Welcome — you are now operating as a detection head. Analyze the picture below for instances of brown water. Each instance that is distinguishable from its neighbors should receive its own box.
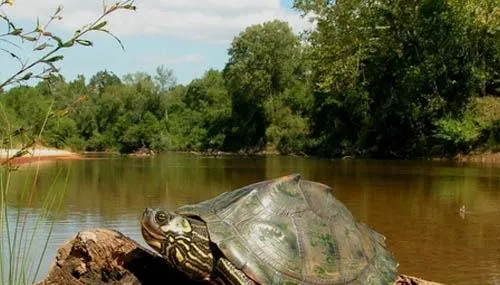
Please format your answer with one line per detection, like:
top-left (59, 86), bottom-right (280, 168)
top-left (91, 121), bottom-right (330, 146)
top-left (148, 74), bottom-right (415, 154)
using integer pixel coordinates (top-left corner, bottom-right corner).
top-left (2, 153), bottom-right (500, 284)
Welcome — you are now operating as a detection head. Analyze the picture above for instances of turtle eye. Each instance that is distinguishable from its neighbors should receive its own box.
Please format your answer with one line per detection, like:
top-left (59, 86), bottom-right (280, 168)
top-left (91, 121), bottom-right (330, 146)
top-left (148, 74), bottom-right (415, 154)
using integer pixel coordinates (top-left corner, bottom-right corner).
top-left (155, 211), bottom-right (168, 224)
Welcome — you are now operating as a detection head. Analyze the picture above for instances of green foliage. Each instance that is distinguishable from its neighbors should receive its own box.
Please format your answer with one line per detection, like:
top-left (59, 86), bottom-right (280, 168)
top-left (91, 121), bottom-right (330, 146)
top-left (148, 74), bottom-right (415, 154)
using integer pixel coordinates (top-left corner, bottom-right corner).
top-left (88, 70), bottom-right (122, 93)
top-left (44, 116), bottom-right (79, 149)
top-left (265, 97), bottom-right (310, 154)
top-left (433, 116), bottom-right (482, 154)
top-left (154, 65), bottom-right (177, 92)
top-left (223, 20), bottom-right (304, 151)
top-left (86, 131), bottom-right (110, 151)
top-left (168, 70), bottom-right (231, 151)
top-left (474, 96), bottom-right (500, 125)
top-left (0, 1), bottom-right (136, 91)
top-left (119, 111), bottom-right (162, 153)
top-left (432, 96), bottom-right (500, 154)
top-left (0, 87), bottom-right (50, 135)
top-left (0, 0), bottom-right (498, 159)
top-left (450, 0), bottom-right (500, 96)
top-left (0, 67), bottom-right (172, 154)
top-left (486, 121), bottom-right (500, 148)
top-left (294, 0), bottom-right (499, 157)
top-left (1, 2), bottom-right (138, 284)
top-left (264, 80), bottom-right (313, 154)
top-left (473, 96), bottom-right (500, 148)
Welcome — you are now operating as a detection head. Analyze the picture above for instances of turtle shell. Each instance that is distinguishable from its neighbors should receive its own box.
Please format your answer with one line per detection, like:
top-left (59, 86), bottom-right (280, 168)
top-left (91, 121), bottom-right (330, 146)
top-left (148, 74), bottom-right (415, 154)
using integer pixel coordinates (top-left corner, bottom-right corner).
top-left (177, 174), bottom-right (398, 284)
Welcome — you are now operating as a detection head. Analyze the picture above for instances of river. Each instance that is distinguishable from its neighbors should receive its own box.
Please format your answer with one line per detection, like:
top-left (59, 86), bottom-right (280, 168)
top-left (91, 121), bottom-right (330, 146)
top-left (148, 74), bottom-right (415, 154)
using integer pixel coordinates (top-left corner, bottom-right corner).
top-left (1, 153), bottom-right (499, 284)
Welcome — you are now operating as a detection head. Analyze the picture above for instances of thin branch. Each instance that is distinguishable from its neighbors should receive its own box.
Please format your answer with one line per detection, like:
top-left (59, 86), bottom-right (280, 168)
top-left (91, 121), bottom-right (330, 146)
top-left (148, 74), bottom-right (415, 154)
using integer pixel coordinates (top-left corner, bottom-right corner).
top-left (0, 0), bottom-right (136, 90)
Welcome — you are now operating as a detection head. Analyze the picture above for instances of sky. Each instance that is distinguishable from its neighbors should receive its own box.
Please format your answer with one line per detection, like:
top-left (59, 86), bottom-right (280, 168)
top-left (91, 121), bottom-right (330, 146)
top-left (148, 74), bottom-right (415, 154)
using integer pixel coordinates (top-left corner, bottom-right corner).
top-left (1, 0), bottom-right (312, 85)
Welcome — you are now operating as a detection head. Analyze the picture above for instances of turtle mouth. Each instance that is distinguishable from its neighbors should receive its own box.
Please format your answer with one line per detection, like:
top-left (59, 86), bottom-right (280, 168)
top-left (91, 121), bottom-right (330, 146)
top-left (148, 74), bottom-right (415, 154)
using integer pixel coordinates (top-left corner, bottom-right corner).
top-left (141, 208), bottom-right (166, 251)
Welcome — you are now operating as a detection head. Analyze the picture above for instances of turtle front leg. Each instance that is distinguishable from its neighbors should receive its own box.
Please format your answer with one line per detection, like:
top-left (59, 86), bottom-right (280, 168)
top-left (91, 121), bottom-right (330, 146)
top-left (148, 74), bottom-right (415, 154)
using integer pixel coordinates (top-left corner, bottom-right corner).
top-left (212, 257), bottom-right (257, 285)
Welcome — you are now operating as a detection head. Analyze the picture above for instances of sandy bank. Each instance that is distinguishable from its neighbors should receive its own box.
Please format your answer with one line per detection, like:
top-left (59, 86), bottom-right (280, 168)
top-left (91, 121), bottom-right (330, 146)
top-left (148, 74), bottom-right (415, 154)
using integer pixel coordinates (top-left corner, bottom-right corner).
top-left (0, 147), bottom-right (81, 165)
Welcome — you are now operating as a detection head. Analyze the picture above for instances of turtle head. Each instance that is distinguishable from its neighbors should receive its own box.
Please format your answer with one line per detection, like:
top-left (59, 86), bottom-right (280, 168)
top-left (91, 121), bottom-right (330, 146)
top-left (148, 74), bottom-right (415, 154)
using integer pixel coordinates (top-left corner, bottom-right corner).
top-left (141, 208), bottom-right (214, 280)
top-left (141, 208), bottom-right (192, 254)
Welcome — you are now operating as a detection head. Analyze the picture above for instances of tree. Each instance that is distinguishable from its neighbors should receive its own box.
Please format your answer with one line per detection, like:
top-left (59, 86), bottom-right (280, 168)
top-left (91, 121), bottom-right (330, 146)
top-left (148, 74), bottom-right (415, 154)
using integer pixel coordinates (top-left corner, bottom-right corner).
top-left (167, 69), bottom-right (231, 151)
top-left (264, 87), bottom-right (311, 154)
top-left (294, 0), bottom-right (498, 157)
top-left (223, 20), bottom-right (302, 151)
top-left (118, 111), bottom-right (162, 153)
top-left (0, 2), bottom-right (137, 285)
top-left (88, 70), bottom-right (122, 93)
top-left (445, 0), bottom-right (500, 97)
top-left (154, 65), bottom-right (177, 92)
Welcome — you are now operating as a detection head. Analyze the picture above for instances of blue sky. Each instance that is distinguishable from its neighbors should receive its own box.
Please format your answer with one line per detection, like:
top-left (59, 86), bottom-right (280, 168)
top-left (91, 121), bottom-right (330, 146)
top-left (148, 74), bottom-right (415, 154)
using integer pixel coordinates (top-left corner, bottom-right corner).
top-left (1, 0), bottom-right (311, 85)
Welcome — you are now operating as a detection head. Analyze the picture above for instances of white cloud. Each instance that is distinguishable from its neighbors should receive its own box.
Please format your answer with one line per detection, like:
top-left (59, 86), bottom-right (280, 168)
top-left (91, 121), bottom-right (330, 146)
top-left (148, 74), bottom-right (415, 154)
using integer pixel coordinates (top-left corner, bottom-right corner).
top-left (4, 0), bottom-right (312, 43)
top-left (164, 53), bottom-right (205, 64)
top-left (141, 53), bottom-right (205, 65)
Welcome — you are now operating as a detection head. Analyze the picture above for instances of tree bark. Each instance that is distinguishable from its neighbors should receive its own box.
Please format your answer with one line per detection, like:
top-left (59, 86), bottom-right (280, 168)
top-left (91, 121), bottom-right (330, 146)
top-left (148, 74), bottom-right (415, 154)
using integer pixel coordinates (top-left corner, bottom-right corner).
top-left (34, 228), bottom-right (444, 285)
top-left (34, 228), bottom-right (198, 285)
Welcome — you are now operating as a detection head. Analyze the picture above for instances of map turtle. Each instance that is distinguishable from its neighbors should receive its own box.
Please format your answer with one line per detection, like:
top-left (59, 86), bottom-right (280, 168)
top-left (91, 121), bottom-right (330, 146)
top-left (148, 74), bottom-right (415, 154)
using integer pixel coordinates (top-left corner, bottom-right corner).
top-left (141, 174), bottom-right (399, 284)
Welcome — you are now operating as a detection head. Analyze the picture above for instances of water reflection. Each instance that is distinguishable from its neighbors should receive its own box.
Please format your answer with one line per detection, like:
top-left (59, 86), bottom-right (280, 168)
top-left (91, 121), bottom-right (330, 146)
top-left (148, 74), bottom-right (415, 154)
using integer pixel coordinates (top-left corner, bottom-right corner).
top-left (1, 153), bottom-right (499, 284)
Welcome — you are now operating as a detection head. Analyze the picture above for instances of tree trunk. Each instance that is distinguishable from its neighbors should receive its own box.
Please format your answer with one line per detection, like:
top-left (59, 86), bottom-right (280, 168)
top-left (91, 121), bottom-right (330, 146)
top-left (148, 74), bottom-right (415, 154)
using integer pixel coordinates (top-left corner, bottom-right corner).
top-left (34, 228), bottom-right (444, 285)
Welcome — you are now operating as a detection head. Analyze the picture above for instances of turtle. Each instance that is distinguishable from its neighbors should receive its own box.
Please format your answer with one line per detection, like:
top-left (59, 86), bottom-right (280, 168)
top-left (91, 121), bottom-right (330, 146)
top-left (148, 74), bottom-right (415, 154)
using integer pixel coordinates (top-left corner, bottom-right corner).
top-left (141, 174), bottom-right (400, 285)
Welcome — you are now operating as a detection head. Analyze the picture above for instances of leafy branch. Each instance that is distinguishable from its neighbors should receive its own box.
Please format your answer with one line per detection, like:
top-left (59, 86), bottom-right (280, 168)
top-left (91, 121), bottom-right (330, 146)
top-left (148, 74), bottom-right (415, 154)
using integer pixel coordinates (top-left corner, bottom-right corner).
top-left (0, 0), bottom-right (136, 91)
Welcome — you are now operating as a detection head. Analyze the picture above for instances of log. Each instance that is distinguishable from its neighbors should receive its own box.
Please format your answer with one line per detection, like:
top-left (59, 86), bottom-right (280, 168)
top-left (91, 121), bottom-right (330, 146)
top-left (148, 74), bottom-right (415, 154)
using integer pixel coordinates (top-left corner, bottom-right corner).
top-left (34, 228), bottom-right (198, 285)
top-left (35, 228), bottom-right (444, 285)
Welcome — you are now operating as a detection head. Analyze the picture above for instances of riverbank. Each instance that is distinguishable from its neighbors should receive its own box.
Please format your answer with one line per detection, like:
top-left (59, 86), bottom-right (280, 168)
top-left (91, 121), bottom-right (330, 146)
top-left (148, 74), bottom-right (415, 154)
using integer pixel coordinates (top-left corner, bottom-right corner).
top-left (0, 147), bottom-right (81, 165)
top-left (3, 145), bottom-right (500, 166)
top-left (184, 148), bottom-right (500, 165)
top-left (454, 148), bottom-right (500, 164)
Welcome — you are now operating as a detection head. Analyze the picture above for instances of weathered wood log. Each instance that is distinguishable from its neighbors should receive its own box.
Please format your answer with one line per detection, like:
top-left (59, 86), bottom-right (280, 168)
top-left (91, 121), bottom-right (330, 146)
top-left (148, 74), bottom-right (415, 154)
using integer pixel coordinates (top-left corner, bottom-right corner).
top-left (35, 228), bottom-right (444, 285)
top-left (34, 228), bottom-right (198, 285)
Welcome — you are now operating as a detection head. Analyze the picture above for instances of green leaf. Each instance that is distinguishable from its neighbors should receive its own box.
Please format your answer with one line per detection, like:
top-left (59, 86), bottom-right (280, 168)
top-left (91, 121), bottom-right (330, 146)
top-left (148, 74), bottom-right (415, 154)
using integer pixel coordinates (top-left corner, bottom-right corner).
top-left (75, 39), bottom-right (93, 47)
top-left (11, 149), bottom-right (29, 159)
top-left (50, 35), bottom-right (63, 46)
top-left (123, 4), bottom-right (137, 10)
top-left (62, 40), bottom-right (75, 47)
top-left (9, 28), bottom-right (23, 35)
top-left (92, 21), bottom-right (107, 30)
top-left (0, 47), bottom-right (20, 60)
top-left (98, 29), bottom-right (125, 50)
top-left (43, 55), bottom-right (64, 63)
top-left (21, 35), bottom-right (37, 41)
top-left (55, 4), bottom-right (63, 15)
top-left (34, 43), bottom-right (51, 51)
top-left (21, 72), bottom-right (33, 80)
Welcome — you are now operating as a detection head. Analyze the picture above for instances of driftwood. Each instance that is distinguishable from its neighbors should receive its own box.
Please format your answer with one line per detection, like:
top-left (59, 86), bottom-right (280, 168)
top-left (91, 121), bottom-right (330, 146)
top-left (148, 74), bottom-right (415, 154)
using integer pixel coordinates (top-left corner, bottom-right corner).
top-left (35, 228), bottom-right (444, 285)
top-left (34, 228), bottom-right (197, 285)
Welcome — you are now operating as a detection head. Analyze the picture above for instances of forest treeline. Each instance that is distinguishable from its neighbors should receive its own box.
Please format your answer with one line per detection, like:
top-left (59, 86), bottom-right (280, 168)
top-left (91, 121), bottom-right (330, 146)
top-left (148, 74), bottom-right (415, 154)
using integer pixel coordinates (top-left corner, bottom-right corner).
top-left (1, 0), bottom-right (499, 158)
